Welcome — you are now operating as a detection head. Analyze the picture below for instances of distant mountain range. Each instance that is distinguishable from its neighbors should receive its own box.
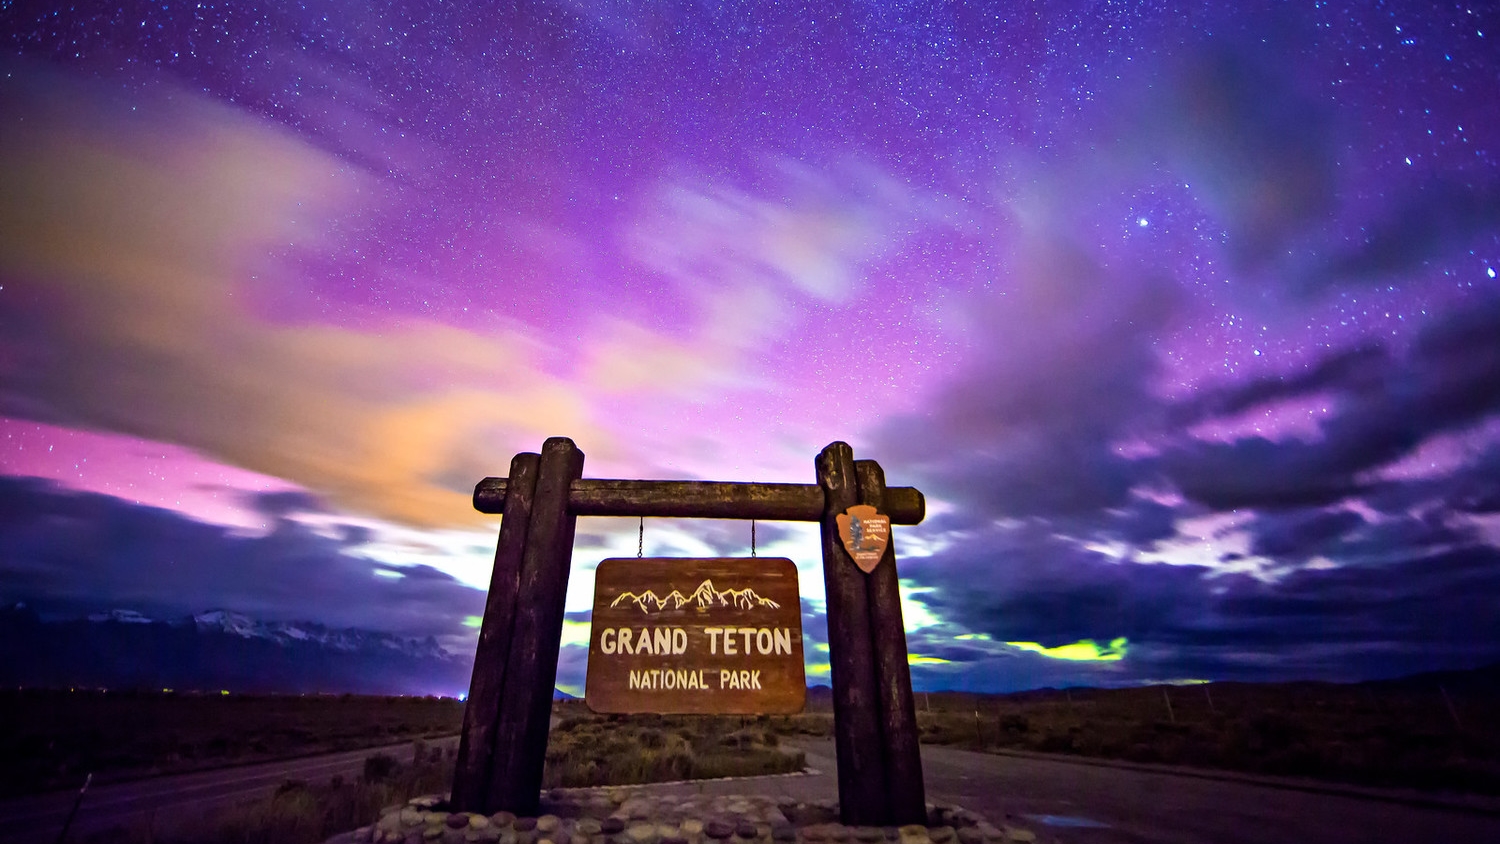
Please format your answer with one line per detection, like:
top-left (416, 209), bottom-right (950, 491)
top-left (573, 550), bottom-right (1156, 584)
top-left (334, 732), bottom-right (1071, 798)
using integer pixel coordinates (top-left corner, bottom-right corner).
top-left (0, 603), bottom-right (471, 696)
top-left (609, 579), bottom-right (781, 613)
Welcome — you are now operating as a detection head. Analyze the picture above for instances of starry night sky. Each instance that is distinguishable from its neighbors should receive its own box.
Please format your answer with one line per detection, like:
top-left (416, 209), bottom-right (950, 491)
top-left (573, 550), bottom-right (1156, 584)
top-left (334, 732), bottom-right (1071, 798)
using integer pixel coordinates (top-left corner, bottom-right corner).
top-left (2, 1), bottom-right (1498, 695)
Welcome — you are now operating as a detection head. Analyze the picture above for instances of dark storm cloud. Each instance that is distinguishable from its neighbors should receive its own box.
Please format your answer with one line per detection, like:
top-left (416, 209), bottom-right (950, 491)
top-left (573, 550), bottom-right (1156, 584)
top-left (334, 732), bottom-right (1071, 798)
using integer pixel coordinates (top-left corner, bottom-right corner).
top-left (1070, 496), bottom-right (1185, 548)
top-left (1163, 296), bottom-right (1500, 509)
top-left (873, 240), bottom-right (1176, 520)
top-left (1321, 512), bottom-right (1475, 566)
top-left (1245, 508), bottom-right (1366, 560)
top-left (903, 519), bottom-right (1500, 684)
top-left (0, 476), bottom-right (484, 639)
top-left (904, 522), bottom-right (1209, 648)
top-left (1161, 436), bottom-right (1372, 511)
top-left (1168, 344), bottom-right (1389, 428)
top-left (250, 489), bottom-right (326, 517)
top-left (1444, 447), bottom-right (1500, 514)
top-left (903, 630), bottom-right (999, 665)
top-left (1211, 545), bottom-right (1500, 666)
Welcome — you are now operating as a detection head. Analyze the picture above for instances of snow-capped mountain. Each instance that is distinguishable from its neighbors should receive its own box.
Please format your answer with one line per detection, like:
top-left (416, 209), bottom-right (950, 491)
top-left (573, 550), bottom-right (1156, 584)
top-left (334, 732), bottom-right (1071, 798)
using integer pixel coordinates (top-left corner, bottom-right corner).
top-left (190, 610), bottom-right (451, 659)
top-left (0, 604), bottom-right (469, 695)
top-left (86, 608), bottom-right (153, 624)
top-left (610, 579), bottom-right (780, 614)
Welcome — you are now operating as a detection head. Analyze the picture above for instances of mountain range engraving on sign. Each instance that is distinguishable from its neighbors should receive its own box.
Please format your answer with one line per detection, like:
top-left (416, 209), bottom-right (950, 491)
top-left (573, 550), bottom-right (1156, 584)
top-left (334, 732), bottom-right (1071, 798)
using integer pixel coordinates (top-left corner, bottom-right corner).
top-left (585, 556), bottom-right (806, 714)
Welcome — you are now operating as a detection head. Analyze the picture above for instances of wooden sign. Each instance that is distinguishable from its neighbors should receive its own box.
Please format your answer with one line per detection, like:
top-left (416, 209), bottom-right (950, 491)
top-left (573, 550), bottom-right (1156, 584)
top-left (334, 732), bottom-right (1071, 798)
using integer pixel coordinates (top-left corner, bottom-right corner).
top-left (585, 557), bottom-right (806, 714)
top-left (837, 504), bottom-right (890, 573)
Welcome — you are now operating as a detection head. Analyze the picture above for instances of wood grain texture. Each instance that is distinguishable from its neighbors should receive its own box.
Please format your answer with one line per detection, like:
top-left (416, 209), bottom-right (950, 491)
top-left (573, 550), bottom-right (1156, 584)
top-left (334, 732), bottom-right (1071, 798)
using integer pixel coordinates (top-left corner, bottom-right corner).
top-left (451, 452), bottom-right (539, 812)
top-left (585, 557), bottom-right (805, 714)
top-left (485, 437), bottom-right (585, 815)
top-left (473, 477), bottom-right (925, 524)
top-left (856, 459), bottom-right (928, 826)
top-left (817, 442), bottom-right (886, 826)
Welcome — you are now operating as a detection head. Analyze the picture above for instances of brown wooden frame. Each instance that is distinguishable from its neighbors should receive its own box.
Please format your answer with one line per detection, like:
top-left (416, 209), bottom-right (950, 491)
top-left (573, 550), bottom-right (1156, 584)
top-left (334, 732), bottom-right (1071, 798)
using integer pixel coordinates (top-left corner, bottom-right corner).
top-left (452, 437), bottom-right (926, 824)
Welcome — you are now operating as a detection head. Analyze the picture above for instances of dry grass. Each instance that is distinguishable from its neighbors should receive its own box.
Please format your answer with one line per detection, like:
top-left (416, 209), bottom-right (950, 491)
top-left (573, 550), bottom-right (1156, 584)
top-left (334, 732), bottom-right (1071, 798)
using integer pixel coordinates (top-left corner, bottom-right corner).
top-left (0, 690), bottom-right (464, 798)
top-left (543, 710), bottom-right (806, 787)
top-left (762, 683), bottom-right (1500, 795)
top-left (77, 717), bottom-right (806, 844)
top-left (81, 740), bottom-right (454, 844)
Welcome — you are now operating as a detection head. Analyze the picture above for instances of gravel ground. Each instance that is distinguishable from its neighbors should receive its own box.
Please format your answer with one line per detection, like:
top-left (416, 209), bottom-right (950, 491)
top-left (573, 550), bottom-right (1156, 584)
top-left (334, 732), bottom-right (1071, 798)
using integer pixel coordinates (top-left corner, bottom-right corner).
top-left (328, 790), bottom-right (1041, 844)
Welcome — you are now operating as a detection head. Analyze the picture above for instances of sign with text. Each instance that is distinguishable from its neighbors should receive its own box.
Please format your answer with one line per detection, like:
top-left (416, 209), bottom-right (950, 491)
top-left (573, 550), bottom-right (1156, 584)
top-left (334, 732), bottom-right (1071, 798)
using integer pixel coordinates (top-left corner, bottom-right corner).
top-left (585, 557), bottom-right (806, 714)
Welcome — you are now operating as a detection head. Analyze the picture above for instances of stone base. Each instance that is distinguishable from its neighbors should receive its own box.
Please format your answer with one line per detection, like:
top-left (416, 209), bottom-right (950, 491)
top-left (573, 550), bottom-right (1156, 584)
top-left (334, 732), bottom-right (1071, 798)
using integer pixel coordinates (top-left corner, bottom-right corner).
top-left (326, 791), bottom-right (1038, 844)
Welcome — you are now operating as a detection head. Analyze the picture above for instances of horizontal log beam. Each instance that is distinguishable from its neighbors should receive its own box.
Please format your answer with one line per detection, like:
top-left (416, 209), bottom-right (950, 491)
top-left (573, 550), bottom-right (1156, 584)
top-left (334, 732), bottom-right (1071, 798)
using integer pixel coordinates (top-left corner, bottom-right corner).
top-left (473, 477), bottom-right (924, 524)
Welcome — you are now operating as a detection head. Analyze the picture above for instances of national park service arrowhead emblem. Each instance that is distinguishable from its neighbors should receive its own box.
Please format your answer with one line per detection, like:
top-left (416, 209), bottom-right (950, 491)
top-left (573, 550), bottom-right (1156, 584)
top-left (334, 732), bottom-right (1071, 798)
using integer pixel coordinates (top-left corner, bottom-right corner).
top-left (837, 504), bottom-right (891, 574)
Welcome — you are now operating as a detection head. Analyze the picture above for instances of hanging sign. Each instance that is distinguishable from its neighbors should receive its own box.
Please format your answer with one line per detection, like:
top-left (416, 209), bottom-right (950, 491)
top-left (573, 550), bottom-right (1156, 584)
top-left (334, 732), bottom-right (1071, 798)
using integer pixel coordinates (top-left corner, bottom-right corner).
top-left (837, 504), bottom-right (890, 573)
top-left (585, 557), bottom-right (806, 714)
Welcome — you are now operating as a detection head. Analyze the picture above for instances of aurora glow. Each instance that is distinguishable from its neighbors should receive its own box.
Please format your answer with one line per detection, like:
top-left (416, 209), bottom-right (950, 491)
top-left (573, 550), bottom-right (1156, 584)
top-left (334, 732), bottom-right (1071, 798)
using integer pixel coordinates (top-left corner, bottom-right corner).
top-left (1004, 639), bottom-right (1129, 663)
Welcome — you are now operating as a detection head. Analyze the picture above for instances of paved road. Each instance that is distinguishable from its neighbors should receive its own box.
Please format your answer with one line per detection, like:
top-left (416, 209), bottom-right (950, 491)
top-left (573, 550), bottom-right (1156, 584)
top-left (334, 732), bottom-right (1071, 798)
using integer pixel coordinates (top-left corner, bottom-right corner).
top-left (786, 738), bottom-right (1500, 844)
top-left (7, 736), bottom-right (1498, 844)
top-left (0, 736), bottom-right (460, 843)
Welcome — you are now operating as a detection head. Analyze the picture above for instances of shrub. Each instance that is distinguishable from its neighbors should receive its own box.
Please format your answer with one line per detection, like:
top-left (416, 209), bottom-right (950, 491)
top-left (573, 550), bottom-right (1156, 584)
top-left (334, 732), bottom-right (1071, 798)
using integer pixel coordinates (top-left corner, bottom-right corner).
top-left (361, 753), bottom-right (398, 784)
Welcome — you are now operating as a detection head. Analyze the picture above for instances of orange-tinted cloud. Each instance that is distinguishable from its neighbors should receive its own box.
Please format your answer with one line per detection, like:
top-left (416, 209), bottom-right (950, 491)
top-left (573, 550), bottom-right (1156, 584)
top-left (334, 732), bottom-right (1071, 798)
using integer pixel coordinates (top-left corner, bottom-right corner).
top-left (0, 64), bottom-right (605, 527)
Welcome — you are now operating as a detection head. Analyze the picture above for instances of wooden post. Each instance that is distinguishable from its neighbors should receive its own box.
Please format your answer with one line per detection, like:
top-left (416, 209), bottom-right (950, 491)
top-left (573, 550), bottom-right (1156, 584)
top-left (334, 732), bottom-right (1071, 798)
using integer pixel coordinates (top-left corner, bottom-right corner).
top-left (817, 442), bottom-right (886, 826)
top-left (486, 437), bottom-right (585, 814)
top-left (452, 452), bottom-right (539, 811)
top-left (855, 459), bottom-right (926, 825)
top-left (456, 437), bottom-right (929, 816)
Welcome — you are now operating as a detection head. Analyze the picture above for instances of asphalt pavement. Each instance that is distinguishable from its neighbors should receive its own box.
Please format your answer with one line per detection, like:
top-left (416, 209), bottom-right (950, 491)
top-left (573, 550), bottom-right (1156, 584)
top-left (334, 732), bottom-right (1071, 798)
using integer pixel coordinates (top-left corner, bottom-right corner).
top-left (5, 736), bottom-right (1499, 844)
top-left (0, 736), bottom-right (461, 843)
top-left (789, 738), bottom-right (1500, 844)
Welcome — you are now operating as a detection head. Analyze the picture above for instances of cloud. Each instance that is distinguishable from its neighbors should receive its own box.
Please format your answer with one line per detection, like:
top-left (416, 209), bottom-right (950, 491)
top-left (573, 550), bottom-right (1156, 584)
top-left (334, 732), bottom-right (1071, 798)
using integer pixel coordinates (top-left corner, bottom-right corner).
top-left (900, 518), bottom-right (1500, 685)
top-left (1168, 344), bottom-right (1389, 429)
top-left (0, 476), bottom-right (485, 641)
top-left (904, 523), bottom-right (1209, 648)
top-left (872, 238), bottom-right (1176, 519)
top-left (1244, 508), bottom-right (1367, 560)
top-left (0, 62), bottom-right (609, 527)
top-left (1162, 296), bottom-right (1500, 509)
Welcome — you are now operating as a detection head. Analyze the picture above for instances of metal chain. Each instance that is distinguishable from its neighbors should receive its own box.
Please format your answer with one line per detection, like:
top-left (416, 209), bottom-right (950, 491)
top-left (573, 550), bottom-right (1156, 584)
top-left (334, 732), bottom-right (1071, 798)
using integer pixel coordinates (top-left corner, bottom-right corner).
top-left (637, 517), bottom-right (644, 558)
top-left (751, 519), bottom-right (757, 557)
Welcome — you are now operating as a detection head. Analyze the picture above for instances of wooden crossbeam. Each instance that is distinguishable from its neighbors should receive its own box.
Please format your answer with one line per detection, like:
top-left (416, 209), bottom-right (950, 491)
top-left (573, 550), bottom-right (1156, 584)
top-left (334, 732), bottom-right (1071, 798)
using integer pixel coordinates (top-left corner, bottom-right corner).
top-left (473, 477), bottom-right (925, 524)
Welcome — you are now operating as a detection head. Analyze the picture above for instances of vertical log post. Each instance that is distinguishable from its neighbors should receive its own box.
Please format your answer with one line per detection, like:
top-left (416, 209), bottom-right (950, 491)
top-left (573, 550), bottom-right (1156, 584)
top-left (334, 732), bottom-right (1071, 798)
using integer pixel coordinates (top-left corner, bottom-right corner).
top-left (487, 437), bottom-right (585, 814)
top-left (816, 442), bottom-right (886, 825)
top-left (855, 459), bottom-right (927, 825)
top-left (452, 452), bottom-right (540, 811)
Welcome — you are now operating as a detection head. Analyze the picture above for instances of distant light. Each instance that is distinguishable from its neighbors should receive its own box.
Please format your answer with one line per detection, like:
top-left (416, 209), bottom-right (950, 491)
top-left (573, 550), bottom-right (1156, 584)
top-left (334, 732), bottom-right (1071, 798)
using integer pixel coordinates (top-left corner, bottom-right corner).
top-left (1489, 267), bottom-right (1497, 279)
top-left (1253, 349), bottom-right (1263, 356)
top-left (459, 693), bottom-right (467, 702)
top-left (221, 689), bottom-right (230, 695)
top-left (1136, 217), bottom-right (1149, 227)
top-left (1405, 157), bottom-right (1413, 165)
